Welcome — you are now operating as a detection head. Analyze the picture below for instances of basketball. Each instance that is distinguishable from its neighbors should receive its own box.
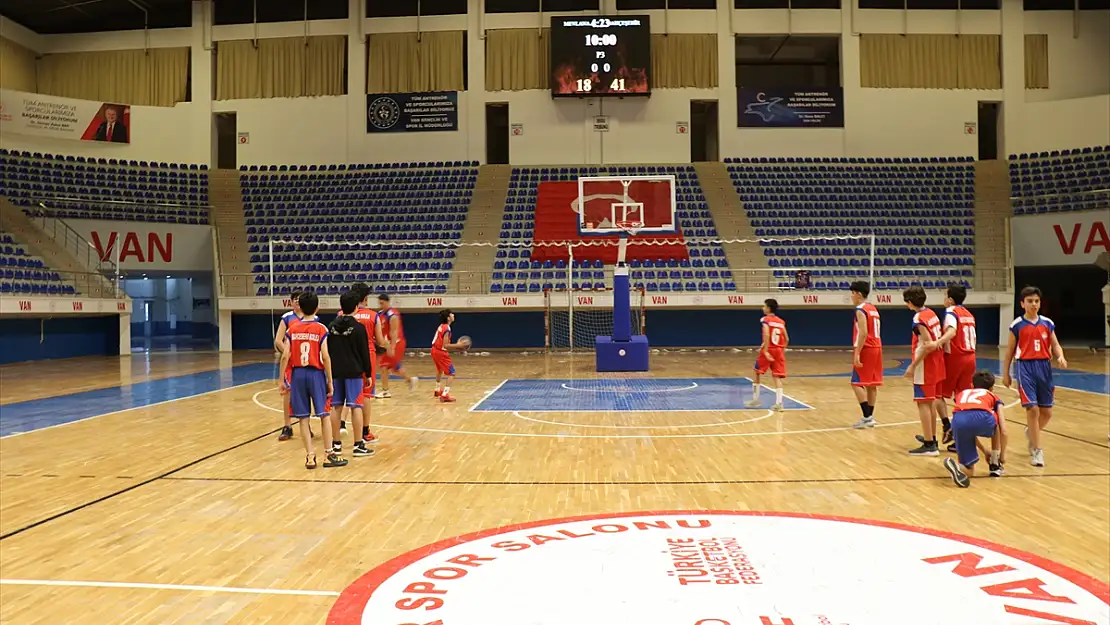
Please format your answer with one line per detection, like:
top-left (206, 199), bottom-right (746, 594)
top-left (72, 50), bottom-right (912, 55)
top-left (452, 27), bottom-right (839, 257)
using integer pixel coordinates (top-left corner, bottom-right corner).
top-left (457, 335), bottom-right (472, 350)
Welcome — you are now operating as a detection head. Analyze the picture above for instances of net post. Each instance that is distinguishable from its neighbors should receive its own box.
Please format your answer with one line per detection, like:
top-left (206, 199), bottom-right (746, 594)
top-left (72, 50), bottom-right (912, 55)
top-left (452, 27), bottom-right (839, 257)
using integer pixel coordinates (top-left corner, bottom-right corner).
top-left (114, 229), bottom-right (121, 297)
top-left (543, 288), bottom-right (551, 352)
top-left (868, 233), bottom-right (876, 286)
top-left (268, 238), bottom-right (275, 300)
top-left (567, 242), bottom-right (574, 349)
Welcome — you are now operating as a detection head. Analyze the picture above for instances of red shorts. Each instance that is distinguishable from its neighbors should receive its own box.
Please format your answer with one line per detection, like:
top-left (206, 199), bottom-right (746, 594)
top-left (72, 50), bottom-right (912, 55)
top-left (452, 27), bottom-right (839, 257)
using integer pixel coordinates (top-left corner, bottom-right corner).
top-left (358, 352), bottom-right (378, 405)
top-left (432, 350), bottom-right (455, 376)
top-left (851, 347), bottom-right (883, 387)
top-left (942, 352), bottom-right (976, 398)
top-left (279, 364), bottom-right (293, 395)
top-left (914, 382), bottom-right (940, 402)
top-left (380, 339), bottom-right (406, 370)
top-left (754, 349), bottom-right (786, 378)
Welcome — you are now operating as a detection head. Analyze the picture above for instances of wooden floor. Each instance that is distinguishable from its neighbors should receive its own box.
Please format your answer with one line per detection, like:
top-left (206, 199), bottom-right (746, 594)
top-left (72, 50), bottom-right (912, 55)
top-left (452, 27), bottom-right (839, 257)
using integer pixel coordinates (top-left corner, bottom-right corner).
top-left (0, 349), bottom-right (1107, 624)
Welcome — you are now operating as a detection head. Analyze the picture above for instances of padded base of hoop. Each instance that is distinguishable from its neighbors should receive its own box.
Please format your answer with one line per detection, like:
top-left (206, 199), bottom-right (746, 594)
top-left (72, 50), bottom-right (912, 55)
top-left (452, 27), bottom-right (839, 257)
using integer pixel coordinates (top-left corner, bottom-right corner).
top-left (595, 335), bottom-right (650, 372)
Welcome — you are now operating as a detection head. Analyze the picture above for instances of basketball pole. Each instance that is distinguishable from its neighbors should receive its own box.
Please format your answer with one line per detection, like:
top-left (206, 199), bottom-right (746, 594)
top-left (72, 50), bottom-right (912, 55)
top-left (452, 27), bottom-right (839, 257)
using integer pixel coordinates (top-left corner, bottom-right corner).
top-left (612, 234), bottom-right (632, 343)
top-left (568, 241), bottom-right (575, 348)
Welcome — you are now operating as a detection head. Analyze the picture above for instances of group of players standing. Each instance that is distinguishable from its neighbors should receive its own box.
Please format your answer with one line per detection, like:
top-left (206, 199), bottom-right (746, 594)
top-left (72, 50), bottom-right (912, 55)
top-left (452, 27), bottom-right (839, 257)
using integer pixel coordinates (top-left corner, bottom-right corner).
top-left (747, 280), bottom-right (1068, 488)
top-left (273, 283), bottom-right (468, 469)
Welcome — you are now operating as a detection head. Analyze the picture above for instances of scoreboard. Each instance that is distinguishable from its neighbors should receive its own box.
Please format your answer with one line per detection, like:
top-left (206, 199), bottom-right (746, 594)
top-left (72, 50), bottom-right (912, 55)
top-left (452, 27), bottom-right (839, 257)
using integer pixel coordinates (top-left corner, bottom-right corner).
top-left (550, 16), bottom-right (652, 97)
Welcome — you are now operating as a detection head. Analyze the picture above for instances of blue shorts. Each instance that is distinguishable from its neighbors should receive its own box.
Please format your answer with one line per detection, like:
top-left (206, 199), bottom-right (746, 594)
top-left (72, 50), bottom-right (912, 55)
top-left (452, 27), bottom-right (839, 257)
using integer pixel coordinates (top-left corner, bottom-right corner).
top-left (332, 377), bottom-right (364, 408)
top-left (952, 409), bottom-right (998, 467)
top-left (290, 367), bottom-right (329, 418)
top-left (1015, 359), bottom-right (1054, 408)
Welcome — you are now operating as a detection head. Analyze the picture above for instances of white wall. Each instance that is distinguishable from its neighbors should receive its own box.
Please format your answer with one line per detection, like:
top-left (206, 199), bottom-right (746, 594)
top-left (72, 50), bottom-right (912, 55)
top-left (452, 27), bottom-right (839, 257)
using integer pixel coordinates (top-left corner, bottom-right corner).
top-left (4, 0), bottom-right (1108, 167)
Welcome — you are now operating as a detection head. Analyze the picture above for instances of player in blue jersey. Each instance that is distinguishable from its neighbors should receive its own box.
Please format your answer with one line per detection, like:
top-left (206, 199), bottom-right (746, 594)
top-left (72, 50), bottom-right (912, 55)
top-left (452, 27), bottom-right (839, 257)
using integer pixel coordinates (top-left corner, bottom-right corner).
top-left (1002, 286), bottom-right (1068, 468)
top-left (273, 290), bottom-right (304, 440)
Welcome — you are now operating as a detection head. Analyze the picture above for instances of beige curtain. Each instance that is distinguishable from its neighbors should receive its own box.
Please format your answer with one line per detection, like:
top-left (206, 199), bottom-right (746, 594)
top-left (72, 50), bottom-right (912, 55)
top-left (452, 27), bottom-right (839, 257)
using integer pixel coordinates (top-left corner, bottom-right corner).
top-left (216, 36), bottom-right (346, 100)
top-left (0, 37), bottom-right (37, 93)
top-left (1024, 34), bottom-right (1049, 89)
top-left (37, 48), bottom-right (188, 106)
top-left (486, 28), bottom-right (549, 92)
top-left (367, 31), bottom-right (465, 93)
top-left (652, 34), bottom-right (718, 89)
top-left (860, 34), bottom-right (1000, 89)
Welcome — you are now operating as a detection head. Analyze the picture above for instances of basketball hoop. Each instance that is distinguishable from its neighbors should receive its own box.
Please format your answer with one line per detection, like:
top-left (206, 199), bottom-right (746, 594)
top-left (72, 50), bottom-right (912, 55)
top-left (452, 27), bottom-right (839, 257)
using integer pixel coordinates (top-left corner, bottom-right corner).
top-left (615, 220), bottom-right (644, 236)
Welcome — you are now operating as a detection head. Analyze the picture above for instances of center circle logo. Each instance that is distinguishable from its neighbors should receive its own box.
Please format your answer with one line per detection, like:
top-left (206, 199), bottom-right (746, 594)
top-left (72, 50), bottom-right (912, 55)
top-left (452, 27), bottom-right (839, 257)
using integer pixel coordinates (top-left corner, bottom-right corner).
top-left (368, 96), bottom-right (401, 130)
top-left (329, 511), bottom-right (1108, 624)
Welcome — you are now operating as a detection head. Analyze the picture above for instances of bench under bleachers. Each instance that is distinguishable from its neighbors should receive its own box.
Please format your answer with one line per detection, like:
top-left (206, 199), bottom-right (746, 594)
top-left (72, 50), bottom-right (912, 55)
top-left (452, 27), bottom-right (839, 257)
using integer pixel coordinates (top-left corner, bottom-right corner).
top-left (246, 163), bottom-right (478, 296)
top-left (1, 149), bottom-right (209, 224)
top-left (495, 165), bottom-right (733, 294)
top-left (726, 158), bottom-right (977, 291)
top-left (1008, 145), bottom-right (1109, 215)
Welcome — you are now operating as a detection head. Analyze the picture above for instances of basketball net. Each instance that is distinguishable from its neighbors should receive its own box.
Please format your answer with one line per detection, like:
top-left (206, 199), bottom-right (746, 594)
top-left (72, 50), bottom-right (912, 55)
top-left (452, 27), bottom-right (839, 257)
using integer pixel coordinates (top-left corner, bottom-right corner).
top-left (613, 179), bottom-right (643, 265)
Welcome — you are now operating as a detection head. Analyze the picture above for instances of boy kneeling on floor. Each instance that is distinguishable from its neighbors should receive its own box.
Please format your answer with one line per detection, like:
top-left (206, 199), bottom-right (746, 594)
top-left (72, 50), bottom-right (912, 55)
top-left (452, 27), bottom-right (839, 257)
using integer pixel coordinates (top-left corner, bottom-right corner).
top-left (944, 370), bottom-right (1008, 488)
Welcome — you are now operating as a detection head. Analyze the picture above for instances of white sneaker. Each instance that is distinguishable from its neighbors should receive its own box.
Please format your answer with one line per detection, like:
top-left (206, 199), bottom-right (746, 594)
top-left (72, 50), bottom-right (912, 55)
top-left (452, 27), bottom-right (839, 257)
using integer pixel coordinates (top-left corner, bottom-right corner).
top-left (1031, 449), bottom-right (1045, 467)
top-left (744, 399), bottom-right (762, 408)
top-left (409, 376), bottom-right (419, 391)
top-left (852, 417), bottom-right (876, 429)
top-left (374, 390), bottom-right (392, 399)
top-left (771, 402), bottom-right (784, 412)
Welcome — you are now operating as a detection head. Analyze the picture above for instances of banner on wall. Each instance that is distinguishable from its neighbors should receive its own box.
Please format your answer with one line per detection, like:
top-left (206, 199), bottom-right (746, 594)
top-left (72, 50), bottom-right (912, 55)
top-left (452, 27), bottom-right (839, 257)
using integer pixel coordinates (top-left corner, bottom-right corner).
top-left (366, 92), bottom-right (458, 133)
top-left (1011, 209), bottom-right (1110, 267)
top-left (0, 89), bottom-right (131, 144)
top-left (48, 219), bottom-right (214, 271)
top-left (737, 87), bottom-right (844, 128)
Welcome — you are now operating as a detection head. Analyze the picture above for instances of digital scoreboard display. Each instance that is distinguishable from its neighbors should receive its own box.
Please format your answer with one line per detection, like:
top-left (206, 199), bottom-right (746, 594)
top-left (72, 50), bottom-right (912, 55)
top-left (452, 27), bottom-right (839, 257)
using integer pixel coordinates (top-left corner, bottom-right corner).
top-left (550, 16), bottom-right (651, 97)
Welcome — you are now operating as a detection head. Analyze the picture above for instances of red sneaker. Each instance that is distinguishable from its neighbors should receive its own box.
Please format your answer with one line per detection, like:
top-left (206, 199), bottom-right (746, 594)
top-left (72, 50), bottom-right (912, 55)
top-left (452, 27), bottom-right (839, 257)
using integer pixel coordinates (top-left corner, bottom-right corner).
top-left (439, 394), bottom-right (457, 403)
top-left (433, 389), bottom-right (442, 398)
top-left (363, 432), bottom-right (378, 444)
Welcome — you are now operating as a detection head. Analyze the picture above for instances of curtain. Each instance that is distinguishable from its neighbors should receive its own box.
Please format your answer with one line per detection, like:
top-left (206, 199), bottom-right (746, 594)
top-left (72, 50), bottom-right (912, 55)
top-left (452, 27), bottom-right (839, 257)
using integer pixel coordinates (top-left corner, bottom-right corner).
top-left (860, 34), bottom-right (1000, 90)
top-left (1024, 34), bottom-right (1049, 89)
top-left (367, 31), bottom-right (465, 93)
top-left (0, 37), bottom-right (37, 93)
top-left (37, 48), bottom-right (189, 106)
top-left (652, 33), bottom-right (718, 89)
top-left (216, 35), bottom-right (346, 100)
top-left (486, 28), bottom-right (549, 92)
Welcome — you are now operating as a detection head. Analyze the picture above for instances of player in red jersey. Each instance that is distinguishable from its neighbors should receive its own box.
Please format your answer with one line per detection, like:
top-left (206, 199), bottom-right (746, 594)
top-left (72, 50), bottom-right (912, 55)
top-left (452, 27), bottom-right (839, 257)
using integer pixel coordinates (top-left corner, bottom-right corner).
top-left (376, 293), bottom-right (418, 398)
top-left (943, 370), bottom-right (1008, 488)
top-left (849, 281), bottom-right (883, 429)
top-left (903, 286), bottom-right (946, 456)
top-left (274, 290), bottom-right (303, 441)
top-left (351, 283), bottom-right (389, 445)
top-left (746, 298), bottom-right (789, 411)
top-left (431, 309), bottom-right (468, 403)
top-left (932, 284), bottom-right (977, 452)
top-left (277, 292), bottom-right (345, 469)
top-left (1003, 286), bottom-right (1067, 468)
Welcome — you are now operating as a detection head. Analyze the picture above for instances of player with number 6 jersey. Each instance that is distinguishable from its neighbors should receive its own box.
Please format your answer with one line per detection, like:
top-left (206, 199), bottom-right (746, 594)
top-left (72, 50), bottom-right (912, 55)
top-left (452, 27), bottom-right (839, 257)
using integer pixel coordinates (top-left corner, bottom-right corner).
top-left (849, 281), bottom-right (883, 429)
top-left (746, 299), bottom-right (789, 411)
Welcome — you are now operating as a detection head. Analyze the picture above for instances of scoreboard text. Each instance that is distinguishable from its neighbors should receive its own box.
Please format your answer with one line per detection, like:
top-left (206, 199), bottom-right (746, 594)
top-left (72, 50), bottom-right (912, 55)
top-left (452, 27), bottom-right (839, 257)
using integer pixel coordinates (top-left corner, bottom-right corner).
top-left (550, 16), bottom-right (652, 97)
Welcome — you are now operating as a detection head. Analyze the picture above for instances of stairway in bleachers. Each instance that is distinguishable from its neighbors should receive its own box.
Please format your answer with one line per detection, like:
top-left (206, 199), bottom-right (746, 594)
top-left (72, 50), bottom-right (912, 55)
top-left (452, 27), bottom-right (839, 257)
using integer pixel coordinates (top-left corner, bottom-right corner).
top-left (972, 161), bottom-right (1012, 291)
top-left (0, 200), bottom-right (113, 297)
top-left (694, 162), bottom-right (772, 291)
top-left (209, 170), bottom-right (253, 297)
top-left (455, 165), bottom-right (511, 294)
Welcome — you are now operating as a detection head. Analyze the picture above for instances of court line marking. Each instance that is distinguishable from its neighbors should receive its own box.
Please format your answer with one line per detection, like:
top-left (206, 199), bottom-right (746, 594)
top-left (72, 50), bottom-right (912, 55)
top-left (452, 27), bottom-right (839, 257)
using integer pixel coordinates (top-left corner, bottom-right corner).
top-left (559, 382), bottom-right (699, 393)
top-left (0, 379), bottom-right (273, 439)
top-left (467, 379), bottom-right (508, 412)
top-left (511, 409), bottom-right (774, 430)
top-left (0, 579), bottom-right (339, 597)
top-left (744, 376), bottom-right (817, 410)
top-left (252, 389), bottom-right (914, 439)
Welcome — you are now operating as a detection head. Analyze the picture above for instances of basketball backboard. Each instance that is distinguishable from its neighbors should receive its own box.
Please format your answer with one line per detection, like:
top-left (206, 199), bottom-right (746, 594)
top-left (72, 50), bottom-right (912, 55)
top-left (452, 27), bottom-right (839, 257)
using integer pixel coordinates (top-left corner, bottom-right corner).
top-left (576, 175), bottom-right (677, 235)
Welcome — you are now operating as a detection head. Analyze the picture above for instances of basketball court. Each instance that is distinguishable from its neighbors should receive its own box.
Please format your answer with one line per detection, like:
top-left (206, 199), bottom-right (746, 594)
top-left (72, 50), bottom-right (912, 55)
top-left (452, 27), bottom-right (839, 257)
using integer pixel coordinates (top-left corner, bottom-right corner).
top-left (0, 348), bottom-right (1106, 624)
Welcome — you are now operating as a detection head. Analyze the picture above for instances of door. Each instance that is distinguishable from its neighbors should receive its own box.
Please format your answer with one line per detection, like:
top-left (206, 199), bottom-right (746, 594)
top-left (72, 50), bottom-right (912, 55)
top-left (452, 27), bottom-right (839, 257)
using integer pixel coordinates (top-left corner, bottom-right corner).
top-left (214, 112), bottom-right (238, 170)
top-left (690, 100), bottom-right (719, 162)
top-left (486, 103), bottom-right (509, 165)
top-left (143, 301), bottom-right (153, 338)
top-left (977, 102), bottom-right (1000, 161)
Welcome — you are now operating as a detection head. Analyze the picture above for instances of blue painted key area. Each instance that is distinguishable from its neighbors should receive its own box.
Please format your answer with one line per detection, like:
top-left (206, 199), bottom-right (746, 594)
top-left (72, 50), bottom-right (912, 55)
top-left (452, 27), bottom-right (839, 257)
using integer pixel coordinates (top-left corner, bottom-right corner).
top-left (472, 378), bottom-right (813, 412)
top-left (0, 363), bottom-right (276, 437)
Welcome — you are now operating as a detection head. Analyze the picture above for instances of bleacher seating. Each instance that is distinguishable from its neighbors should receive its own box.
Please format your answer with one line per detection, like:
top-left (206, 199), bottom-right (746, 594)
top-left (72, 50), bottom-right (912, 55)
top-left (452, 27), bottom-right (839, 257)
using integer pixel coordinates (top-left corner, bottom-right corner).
top-left (0, 232), bottom-right (76, 296)
top-left (0, 149), bottom-right (209, 224)
top-left (245, 163), bottom-right (479, 296)
top-left (493, 165), bottom-right (734, 294)
top-left (726, 157), bottom-right (977, 291)
top-left (1008, 145), bottom-right (1109, 215)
